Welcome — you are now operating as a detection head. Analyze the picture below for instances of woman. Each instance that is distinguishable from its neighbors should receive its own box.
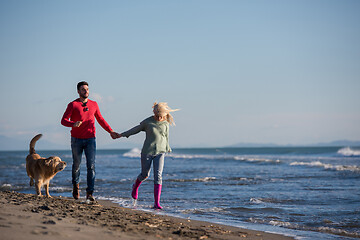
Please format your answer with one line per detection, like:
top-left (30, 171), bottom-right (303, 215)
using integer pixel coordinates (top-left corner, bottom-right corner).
top-left (117, 102), bottom-right (179, 209)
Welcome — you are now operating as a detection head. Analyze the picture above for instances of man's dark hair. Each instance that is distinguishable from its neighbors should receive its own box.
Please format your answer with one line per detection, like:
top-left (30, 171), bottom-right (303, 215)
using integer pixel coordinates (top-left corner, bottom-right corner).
top-left (77, 81), bottom-right (89, 91)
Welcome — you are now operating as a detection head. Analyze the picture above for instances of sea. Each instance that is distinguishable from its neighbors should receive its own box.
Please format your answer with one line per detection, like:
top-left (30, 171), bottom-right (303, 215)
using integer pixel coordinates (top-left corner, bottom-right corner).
top-left (1, 146), bottom-right (359, 239)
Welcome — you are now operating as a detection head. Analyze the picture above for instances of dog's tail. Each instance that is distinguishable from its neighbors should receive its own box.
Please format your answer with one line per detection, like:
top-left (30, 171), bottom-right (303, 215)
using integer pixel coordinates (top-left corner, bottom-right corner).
top-left (29, 134), bottom-right (42, 155)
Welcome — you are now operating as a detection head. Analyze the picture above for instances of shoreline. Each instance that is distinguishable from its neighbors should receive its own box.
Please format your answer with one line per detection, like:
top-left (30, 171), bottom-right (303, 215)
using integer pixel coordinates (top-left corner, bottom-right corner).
top-left (0, 190), bottom-right (295, 240)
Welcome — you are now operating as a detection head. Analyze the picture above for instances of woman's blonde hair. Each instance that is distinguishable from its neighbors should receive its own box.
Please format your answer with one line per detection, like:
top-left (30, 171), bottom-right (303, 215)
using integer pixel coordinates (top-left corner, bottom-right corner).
top-left (153, 102), bottom-right (179, 125)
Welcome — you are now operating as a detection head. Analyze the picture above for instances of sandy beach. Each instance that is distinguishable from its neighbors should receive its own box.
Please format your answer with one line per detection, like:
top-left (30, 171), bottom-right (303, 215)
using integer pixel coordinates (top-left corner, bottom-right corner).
top-left (0, 190), bottom-right (294, 240)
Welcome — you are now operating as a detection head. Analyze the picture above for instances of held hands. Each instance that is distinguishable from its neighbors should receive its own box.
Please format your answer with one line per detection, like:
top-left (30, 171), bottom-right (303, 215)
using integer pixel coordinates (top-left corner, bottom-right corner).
top-left (110, 131), bottom-right (122, 139)
top-left (73, 122), bottom-right (122, 139)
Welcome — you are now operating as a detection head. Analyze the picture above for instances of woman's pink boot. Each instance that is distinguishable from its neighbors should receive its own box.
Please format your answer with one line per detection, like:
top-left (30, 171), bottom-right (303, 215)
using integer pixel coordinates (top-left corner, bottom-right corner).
top-left (132, 179), bottom-right (142, 199)
top-left (153, 184), bottom-right (163, 209)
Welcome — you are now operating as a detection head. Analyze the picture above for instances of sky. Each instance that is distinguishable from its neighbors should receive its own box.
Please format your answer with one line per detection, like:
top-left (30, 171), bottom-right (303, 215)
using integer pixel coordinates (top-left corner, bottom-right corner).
top-left (0, 0), bottom-right (359, 149)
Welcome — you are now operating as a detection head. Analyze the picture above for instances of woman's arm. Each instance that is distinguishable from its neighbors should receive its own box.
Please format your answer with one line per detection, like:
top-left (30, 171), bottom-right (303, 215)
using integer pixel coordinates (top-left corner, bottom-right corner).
top-left (121, 123), bottom-right (145, 138)
top-left (166, 125), bottom-right (171, 152)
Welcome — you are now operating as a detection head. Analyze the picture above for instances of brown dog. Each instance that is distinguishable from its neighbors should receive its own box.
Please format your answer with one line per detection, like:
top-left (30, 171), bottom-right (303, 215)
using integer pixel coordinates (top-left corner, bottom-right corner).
top-left (26, 134), bottom-right (67, 197)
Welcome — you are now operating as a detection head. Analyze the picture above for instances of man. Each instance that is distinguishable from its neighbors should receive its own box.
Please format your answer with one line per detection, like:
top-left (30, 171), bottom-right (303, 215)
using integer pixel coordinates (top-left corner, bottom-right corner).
top-left (61, 81), bottom-right (118, 201)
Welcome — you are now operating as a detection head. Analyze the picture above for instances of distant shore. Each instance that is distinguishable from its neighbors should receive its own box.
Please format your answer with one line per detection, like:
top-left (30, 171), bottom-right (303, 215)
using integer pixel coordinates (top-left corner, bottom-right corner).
top-left (0, 191), bottom-right (294, 240)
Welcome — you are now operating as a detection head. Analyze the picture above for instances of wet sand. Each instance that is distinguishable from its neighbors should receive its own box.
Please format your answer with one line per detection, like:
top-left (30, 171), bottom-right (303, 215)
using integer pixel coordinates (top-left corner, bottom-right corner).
top-left (0, 191), bottom-right (294, 240)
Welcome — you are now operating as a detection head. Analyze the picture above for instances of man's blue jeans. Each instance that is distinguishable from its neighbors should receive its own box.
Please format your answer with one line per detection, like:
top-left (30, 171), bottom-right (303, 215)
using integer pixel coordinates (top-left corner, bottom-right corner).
top-left (71, 137), bottom-right (96, 193)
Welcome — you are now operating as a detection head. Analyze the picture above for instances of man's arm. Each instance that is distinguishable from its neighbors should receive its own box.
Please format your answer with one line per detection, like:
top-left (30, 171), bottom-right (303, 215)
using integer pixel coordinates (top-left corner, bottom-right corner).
top-left (61, 103), bottom-right (76, 127)
top-left (94, 103), bottom-right (116, 138)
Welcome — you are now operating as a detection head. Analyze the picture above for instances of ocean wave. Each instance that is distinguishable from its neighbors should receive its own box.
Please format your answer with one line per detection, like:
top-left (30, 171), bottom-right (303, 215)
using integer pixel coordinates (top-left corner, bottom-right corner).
top-left (269, 220), bottom-right (293, 228)
top-left (250, 198), bottom-right (265, 204)
top-left (169, 153), bottom-right (281, 164)
top-left (123, 149), bottom-right (283, 165)
top-left (337, 147), bottom-right (360, 157)
top-left (48, 186), bottom-right (72, 193)
top-left (249, 198), bottom-right (284, 204)
top-left (0, 163), bottom-right (26, 170)
top-left (180, 207), bottom-right (224, 214)
top-left (232, 207), bottom-right (282, 214)
top-left (123, 148), bottom-right (141, 158)
top-left (250, 197), bottom-right (304, 205)
top-left (318, 226), bottom-right (360, 238)
top-left (290, 161), bottom-right (360, 172)
top-left (123, 149), bottom-right (282, 165)
top-left (97, 196), bottom-right (135, 208)
top-left (250, 218), bottom-right (360, 238)
top-left (234, 156), bottom-right (281, 163)
top-left (1, 183), bottom-right (11, 189)
top-left (169, 177), bottom-right (217, 182)
top-left (229, 177), bottom-right (254, 181)
top-left (169, 153), bottom-right (212, 159)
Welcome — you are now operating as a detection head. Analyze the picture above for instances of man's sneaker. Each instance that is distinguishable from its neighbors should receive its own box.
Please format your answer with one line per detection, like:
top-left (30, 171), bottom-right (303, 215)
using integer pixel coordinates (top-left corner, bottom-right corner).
top-left (86, 191), bottom-right (95, 201)
top-left (73, 184), bottom-right (80, 200)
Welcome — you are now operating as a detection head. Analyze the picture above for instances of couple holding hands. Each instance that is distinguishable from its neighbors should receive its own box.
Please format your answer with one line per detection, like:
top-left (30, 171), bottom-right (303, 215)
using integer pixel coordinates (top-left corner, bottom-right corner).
top-left (61, 81), bottom-right (179, 209)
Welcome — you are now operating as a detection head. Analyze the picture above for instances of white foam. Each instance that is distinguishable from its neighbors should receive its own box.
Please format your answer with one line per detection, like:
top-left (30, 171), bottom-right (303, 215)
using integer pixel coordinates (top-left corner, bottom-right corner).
top-left (269, 220), bottom-right (293, 228)
top-left (290, 161), bottom-right (360, 172)
top-left (318, 226), bottom-right (360, 238)
top-left (250, 217), bottom-right (360, 238)
top-left (180, 207), bottom-right (224, 214)
top-left (337, 147), bottom-right (360, 157)
top-left (123, 148), bottom-right (141, 158)
top-left (169, 153), bottom-right (215, 159)
top-left (234, 156), bottom-right (281, 163)
top-left (97, 196), bottom-right (134, 208)
top-left (171, 153), bottom-right (280, 163)
top-left (170, 177), bottom-right (216, 182)
top-left (192, 177), bottom-right (216, 182)
top-left (169, 153), bottom-right (281, 164)
top-left (49, 186), bottom-right (71, 192)
top-left (238, 177), bottom-right (250, 181)
top-left (250, 198), bottom-right (264, 204)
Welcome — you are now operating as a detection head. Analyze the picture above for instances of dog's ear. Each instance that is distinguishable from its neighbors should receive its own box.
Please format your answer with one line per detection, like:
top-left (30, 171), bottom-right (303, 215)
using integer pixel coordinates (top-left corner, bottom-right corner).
top-left (44, 157), bottom-right (53, 166)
